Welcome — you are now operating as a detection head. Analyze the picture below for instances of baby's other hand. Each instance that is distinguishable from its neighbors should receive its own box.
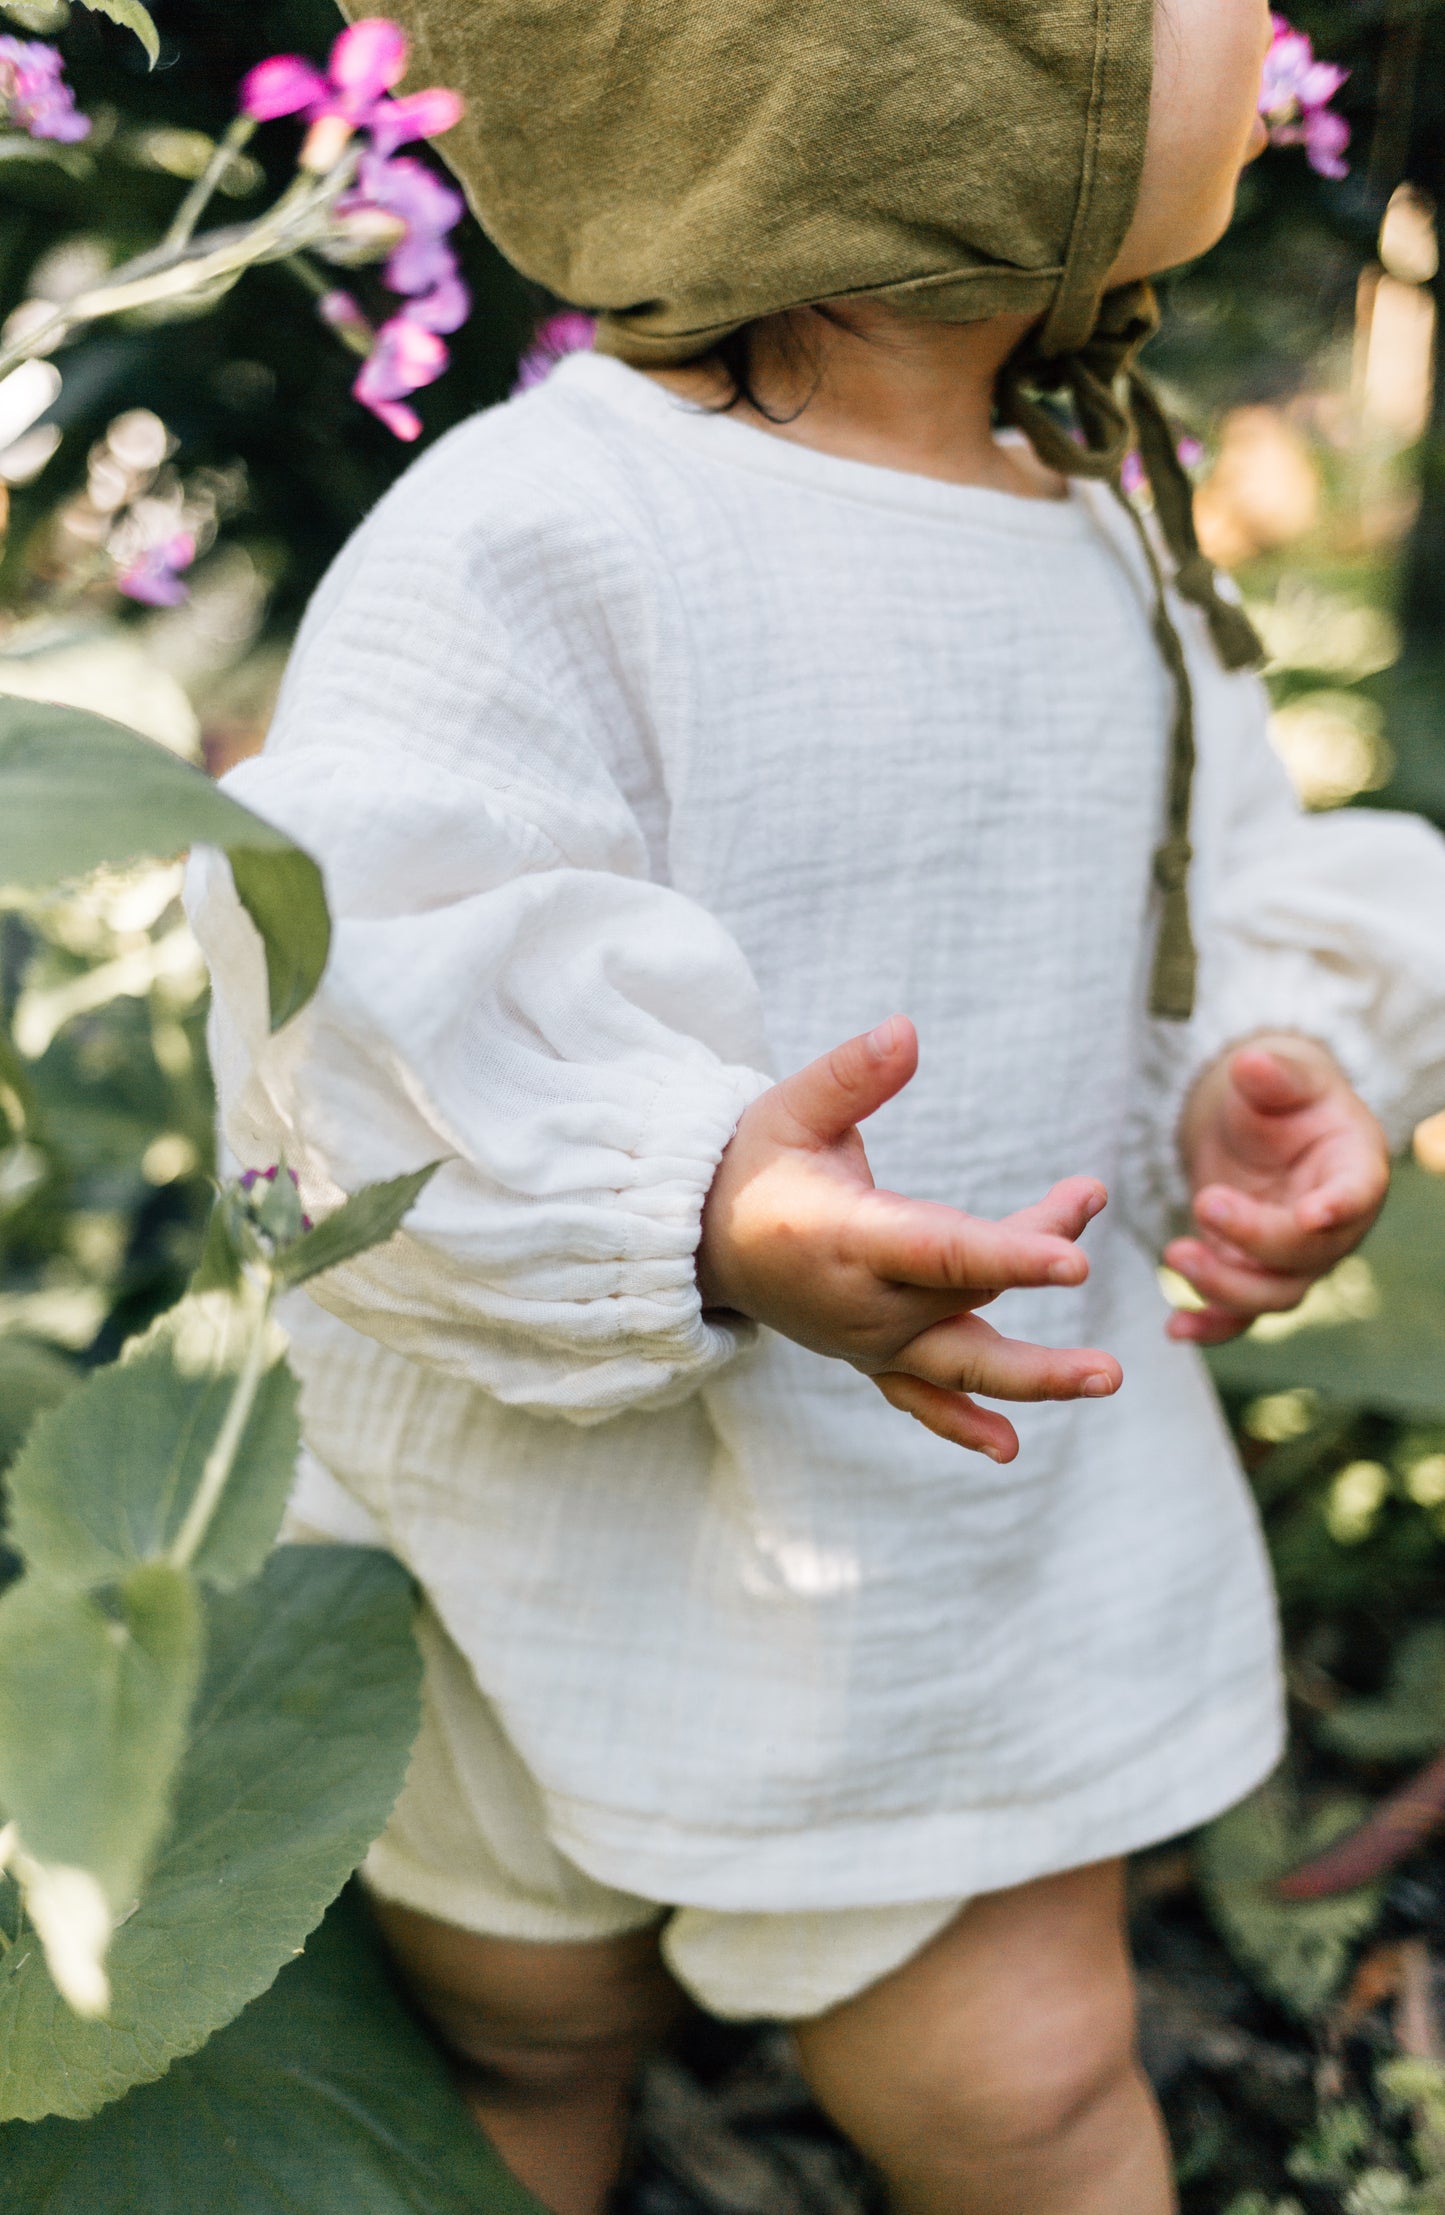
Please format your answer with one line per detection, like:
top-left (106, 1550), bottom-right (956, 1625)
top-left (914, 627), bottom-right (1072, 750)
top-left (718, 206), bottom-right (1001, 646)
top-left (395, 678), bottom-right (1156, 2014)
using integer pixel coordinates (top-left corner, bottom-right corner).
top-left (1165, 1033), bottom-right (1389, 1348)
top-left (697, 1016), bottom-right (1122, 1462)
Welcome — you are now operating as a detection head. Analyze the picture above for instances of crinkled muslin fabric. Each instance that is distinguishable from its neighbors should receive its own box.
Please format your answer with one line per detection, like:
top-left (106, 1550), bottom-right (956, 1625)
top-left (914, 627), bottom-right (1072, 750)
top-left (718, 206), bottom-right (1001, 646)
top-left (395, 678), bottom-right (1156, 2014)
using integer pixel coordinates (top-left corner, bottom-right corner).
top-left (189, 359), bottom-right (1445, 1954)
top-left (348, 0), bottom-right (1262, 1018)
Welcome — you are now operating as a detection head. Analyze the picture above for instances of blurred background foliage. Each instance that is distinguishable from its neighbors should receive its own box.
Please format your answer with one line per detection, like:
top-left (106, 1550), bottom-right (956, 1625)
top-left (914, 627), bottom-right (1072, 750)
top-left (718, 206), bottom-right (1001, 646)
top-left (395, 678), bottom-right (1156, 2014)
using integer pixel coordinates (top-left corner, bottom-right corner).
top-left (1, 1), bottom-right (1445, 2208)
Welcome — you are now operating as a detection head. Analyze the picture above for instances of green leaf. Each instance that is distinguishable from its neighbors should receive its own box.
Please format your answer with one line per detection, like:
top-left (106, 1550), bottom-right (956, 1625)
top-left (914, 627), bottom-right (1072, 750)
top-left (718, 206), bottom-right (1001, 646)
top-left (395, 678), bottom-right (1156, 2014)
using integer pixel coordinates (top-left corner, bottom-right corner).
top-left (0, 1546), bottom-right (421, 2121)
top-left (0, 1338), bottom-right (76, 1475)
top-left (273, 1162), bottom-right (444, 1290)
top-left (0, 1891), bottom-right (547, 2213)
top-left (1196, 1777), bottom-right (1385, 2019)
top-left (227, 845), bottom-right (331, 1032)
top-left (1321, 1624), bottom-right (1445, 1764)
top-left (0, 1564), bottom-right (201, 1910)
top-left (1208, 1163), bottom-right (1445, 1421)
top-left (187, 1194), bottom-right (243, 1296)
top-left (0, 696), bottom-right (329, 1031)
top-left (6, 1295), bottom-right (300, 1594)
top-left (74, 0), bottom-right (158, 65)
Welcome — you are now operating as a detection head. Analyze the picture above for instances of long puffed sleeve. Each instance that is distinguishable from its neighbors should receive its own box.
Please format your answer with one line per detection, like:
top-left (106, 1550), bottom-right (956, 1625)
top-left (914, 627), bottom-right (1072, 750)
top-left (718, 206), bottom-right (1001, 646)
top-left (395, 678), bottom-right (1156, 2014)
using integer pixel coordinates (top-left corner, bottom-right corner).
top-left (187, 453), bottom-right (776, 1423)
top-left (1124, 636), bottom-right (1445, 1242)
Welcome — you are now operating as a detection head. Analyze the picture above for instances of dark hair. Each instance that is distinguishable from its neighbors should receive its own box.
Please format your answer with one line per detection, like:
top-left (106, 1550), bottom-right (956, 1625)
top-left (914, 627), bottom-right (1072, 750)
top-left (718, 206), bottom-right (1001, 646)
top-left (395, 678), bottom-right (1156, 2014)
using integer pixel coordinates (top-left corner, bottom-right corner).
top-left (703, 311), bottom-right (837, 424)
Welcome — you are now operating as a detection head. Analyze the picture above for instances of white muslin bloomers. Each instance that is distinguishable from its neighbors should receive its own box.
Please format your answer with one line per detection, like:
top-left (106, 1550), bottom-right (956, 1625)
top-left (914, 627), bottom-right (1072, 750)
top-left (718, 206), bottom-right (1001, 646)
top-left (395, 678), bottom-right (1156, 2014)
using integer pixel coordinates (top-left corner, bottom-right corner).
top-left (189, 352), bottom-right (1445, 2022)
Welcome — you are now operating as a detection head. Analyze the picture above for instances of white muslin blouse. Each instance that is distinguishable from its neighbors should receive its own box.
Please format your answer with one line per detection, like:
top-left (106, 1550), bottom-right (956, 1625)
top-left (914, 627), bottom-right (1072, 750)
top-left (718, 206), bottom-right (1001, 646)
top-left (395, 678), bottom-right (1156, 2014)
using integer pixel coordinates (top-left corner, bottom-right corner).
top-left (188, 353), bottom-right (1445, 1911)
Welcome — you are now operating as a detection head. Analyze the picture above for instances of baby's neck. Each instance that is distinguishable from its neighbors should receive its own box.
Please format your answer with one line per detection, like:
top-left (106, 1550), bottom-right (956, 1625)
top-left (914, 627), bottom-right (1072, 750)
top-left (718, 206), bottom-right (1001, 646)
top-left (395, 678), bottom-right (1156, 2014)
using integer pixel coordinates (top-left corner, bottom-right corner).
top-left (645, 303), bottom-right (1066, 502)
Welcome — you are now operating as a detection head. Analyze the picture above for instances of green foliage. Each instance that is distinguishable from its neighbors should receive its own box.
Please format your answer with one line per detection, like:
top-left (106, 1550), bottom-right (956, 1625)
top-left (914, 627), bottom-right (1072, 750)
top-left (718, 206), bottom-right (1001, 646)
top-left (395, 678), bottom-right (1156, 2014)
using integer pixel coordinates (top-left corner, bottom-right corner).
top-left (0, 1545), bottom-right (422, 2122)
top-left (75, 0), bottom-right (158, 66)
top-left (6, 1293), bottom-right (300, 1592)
top-left (0, 1338), bottom-right (76, 1474)
top-left (0, 677), bottom-right (441, 2124)
top-left (0, 1563), bottom-right (200, 1911)
top-left (0, 1889), bottom-right (546, 2213)
top-left (0, 697), bottom-right (330, 1030)
top-left (274, 1161), bottom-right (444, 1290)
top-left (1322, 1623), bottom-right (1445, 1762)
top-left (1208, 1165), bottom-right (1445, 1420)
top-left (1196, 1778), bottom-right (1385, 2018)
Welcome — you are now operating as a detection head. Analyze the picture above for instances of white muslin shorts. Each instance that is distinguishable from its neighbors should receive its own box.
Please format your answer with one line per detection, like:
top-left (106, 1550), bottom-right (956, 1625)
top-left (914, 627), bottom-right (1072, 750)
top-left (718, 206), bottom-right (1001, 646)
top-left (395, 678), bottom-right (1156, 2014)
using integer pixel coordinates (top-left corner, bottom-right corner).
top-left (360, 1599), bottom-right (963, 2023)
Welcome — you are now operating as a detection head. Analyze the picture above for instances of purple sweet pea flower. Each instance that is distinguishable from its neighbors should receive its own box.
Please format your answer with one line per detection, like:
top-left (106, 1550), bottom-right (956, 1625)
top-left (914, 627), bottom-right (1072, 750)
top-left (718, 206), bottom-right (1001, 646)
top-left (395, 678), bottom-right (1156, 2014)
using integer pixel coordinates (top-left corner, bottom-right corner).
top-left (265, 20), bottom-right (472, 439)
top-left (353, 312), bottom-right (448, 440)
top-left (1260, 16), bottom-right (1350, 179)
top-left (0, 36), bottom-right (89, 143)
top-left (240, 17), bottom-right (461, 160)
top-left (370, 86), bottom-right (463, 156)
top-left (513, 310), bottom-right (597, 392)
top-left (116, 530), bottom-right (196, 608)
top-left (342, 150), bottom-right (465, 296)
top-left (241, 18), bottom-right (401, 125)
top-left (402, 271), bottom-right (471, 334)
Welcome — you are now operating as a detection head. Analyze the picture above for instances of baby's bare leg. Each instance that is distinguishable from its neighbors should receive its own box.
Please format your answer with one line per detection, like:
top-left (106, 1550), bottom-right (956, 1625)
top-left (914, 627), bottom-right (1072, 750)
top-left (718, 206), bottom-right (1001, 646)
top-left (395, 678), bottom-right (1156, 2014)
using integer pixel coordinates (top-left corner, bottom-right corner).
top-left (372, 1899), bottom-right (684, 2215)
top-left (792, 1859), bottom-right (1175, 2215)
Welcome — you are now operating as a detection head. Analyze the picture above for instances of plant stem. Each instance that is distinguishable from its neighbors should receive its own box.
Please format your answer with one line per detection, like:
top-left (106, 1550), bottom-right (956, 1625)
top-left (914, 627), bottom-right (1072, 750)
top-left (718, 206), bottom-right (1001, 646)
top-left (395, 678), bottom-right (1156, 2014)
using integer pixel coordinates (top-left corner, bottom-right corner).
top-left (168, 1266), bottom-right (273, 1571)
top-left (0, 150), bottom-right (358, 386)
top-left (163, 113), bottom-right (258, 253)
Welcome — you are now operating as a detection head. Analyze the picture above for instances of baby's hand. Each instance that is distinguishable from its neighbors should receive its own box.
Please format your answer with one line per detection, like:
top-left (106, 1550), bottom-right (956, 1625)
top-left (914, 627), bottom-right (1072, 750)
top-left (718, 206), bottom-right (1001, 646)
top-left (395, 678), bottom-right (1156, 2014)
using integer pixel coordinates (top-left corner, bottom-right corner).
top-left (1165, 1033), bottom-right (1390, 1348)
top-left (698, 1016), bottom-right (1122, 1462)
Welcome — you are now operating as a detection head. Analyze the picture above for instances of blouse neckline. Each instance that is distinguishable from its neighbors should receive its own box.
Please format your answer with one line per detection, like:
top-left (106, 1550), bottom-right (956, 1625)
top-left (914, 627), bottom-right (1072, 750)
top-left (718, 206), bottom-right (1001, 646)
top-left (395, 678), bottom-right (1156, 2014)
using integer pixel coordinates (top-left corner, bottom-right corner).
top-left (550, 352), bottom-right (1098, 540)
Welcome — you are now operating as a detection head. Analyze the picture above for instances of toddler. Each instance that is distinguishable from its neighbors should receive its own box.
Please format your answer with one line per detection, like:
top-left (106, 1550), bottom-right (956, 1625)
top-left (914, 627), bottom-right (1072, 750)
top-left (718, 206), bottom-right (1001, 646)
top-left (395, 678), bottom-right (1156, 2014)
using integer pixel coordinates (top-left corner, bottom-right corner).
top-left (190, 1), bottom-right (1445, 2210)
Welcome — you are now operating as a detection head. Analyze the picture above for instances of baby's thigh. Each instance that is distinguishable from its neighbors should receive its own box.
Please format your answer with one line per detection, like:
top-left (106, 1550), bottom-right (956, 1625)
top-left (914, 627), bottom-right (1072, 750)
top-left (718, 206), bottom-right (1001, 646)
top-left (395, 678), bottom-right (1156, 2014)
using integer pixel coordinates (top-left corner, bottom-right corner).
top-left (792, 1859), bottom-right (1138, 2159)
top-left (372, 1900), bottom-right (684, 2087)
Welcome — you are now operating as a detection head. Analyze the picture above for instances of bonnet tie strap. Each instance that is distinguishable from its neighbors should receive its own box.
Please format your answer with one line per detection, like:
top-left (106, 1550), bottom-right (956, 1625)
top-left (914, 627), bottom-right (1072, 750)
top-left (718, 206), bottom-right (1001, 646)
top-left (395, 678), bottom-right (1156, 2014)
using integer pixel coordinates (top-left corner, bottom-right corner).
top-left (997, 289), bottom-right (1264, 1021)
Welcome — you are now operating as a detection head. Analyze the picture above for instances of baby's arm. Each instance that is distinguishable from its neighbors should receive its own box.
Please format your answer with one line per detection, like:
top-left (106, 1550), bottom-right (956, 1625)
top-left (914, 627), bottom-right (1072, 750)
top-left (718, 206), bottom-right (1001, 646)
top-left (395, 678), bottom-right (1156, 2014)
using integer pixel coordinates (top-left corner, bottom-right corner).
top-left (1131, 648), bottom-right (1445, 1342)
top-left (699, 1014), bottom-right (1122, 1463)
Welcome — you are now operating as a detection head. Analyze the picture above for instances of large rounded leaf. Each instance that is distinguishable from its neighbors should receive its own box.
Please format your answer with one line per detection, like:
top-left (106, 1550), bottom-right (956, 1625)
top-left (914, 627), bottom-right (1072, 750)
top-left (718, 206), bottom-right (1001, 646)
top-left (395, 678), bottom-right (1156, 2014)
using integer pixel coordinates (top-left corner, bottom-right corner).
top-left (0, 696), bottom-right (329, 1029)
top-left (0, 1890), bottom-right (545, 2213)
top-left (7, 1296), bottom-right (301, 1594)
top-left (0, 1545), bottom-right (421, 2121)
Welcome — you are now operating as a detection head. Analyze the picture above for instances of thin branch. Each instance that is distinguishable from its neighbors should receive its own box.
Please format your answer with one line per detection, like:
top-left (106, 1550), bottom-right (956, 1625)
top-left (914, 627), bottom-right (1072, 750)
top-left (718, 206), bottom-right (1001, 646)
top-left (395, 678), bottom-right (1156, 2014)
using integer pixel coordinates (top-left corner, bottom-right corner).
top-left (163, 113), bottom-right (259, 253)
top-left (0, 152), bottom-right (358, 386)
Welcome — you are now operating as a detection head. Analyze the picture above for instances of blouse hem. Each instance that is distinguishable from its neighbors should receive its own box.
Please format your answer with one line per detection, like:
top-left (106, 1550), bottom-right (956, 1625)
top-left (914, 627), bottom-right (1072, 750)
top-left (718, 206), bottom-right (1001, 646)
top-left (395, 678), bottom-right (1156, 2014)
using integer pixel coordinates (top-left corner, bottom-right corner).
top-left (541, 1684), bottom-right (1285, 1913)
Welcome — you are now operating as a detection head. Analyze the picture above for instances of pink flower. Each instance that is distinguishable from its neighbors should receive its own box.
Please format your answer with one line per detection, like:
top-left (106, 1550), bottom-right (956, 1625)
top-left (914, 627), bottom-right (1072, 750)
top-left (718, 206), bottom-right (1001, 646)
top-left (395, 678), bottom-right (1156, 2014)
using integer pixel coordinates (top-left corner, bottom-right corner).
top-left (239, 18), bottom-right (460, 158)
top-left (342, 149), bottom-right (464, 295)
top-left (1260, 16), bottom-right (1350, 179)
top-left (116, 531), bottom-right (195, 608)
top-left (0, 36), bottom-right (89, 143)
top-left (513, 311), bottom-right (597, 392)
top-left (353, 313), bottom-right (448, 440)
top-left (403, 272), bottom-right (470, 334)
top-left (370, 86), bottom-right (463, 157)
top-left (259, 21), bottom-right (473, 440)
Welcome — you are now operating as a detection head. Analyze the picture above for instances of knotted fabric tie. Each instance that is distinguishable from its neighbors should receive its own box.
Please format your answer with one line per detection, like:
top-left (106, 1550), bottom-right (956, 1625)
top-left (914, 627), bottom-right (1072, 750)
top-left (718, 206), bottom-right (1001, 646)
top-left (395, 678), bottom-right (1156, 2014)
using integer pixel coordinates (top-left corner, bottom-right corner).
top-left (997, 285), bottom-right (1264, 1020)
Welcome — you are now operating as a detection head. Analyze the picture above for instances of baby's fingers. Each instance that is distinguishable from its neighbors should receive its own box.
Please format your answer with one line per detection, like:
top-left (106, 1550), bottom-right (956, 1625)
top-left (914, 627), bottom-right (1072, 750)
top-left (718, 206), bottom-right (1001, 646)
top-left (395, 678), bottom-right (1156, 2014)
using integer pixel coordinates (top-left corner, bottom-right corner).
top-left (872, 1373), bottom-right (1020, 1462)
top-left (1193, 1184), bottom-right (1362, 1271)
top-left (1166, 1305), bottom-right (1252, 1347)
top-left (1001, 1177), bottom-right (1109, 1245)
top-left (1163, 1234), bottom-right (1312, 1318)
top-left (890, 1311), bottom-right (1122, 1404)
top-left (859, 1191), bottom-right (1091, 1297)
